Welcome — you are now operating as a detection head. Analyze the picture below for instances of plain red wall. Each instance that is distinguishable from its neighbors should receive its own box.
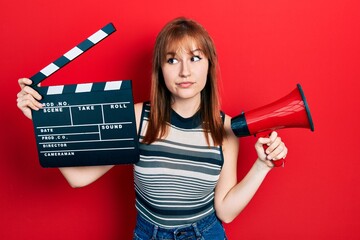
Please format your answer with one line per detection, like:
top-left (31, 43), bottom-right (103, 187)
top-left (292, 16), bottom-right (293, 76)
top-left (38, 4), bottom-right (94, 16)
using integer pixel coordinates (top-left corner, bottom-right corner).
top-left (1, 0), bottom-right (359, 239)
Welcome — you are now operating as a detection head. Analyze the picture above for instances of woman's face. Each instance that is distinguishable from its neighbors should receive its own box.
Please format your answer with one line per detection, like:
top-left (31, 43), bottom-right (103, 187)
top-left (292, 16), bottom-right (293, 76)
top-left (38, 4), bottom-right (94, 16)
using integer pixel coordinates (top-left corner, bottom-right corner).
top-left (161, 40), bottom-right (209, 104)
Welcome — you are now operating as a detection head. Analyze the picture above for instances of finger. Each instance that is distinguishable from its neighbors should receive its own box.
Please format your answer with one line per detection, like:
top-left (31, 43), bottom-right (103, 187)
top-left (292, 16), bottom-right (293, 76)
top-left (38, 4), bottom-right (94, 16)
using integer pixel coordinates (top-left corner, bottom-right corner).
top-left (268, 131), bottom-right (278, 145)
top-left (266, 141), bottom-right (284, 160)
top-left (279, 144), bottom-right (288, 159)
top-left (275, 147), bottom-right (288, 160)
top-left (255, 137), bottom-right (270, 160)
top-left (267, 142), bottom-right (287, 160)
top-left (22, 85), bottom-right (42, 101)
top-left (17, 90), bottom-right (26, 98)
top-left (265, 136), bottom-right (282, 155)
top-left (17, 94), bottom-right (43, 110)
top-left (271, 149), bottom-right (288, 161)
top-left (255, 137), bottom-right (270, 154)
top-left (17, 96), bottom-right (40, 110)
top-left (18, 78), bottom-right (32, 88)
top-left (17, 98), bottom-right (39, 111)
top-left (16, 87), bottom-right (33, 98)
top-left (256, 136), bottom-right (271, 146)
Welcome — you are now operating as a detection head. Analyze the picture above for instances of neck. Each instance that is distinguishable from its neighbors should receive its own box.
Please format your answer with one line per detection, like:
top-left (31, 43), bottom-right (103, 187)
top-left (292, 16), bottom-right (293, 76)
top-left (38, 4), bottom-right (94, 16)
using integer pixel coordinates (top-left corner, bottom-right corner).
top-left (171, 96), bottom-right (201, 118)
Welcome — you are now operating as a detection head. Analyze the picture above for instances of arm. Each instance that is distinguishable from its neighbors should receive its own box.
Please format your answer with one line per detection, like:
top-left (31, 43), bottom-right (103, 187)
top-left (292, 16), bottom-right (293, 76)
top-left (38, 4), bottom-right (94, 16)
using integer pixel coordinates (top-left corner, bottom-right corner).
top-left (16, 78), bottom-right (143, 188)
top-left (59, 102), bottom-right (143, 187)
top-left (214, 115), bottom-right (288, 223)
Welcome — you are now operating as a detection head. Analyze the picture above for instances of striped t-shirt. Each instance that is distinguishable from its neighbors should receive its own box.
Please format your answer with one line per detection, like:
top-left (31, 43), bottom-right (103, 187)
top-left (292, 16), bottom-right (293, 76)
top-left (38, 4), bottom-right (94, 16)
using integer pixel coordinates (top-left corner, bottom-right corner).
top-left (134, 102), bottom-right (224, 228)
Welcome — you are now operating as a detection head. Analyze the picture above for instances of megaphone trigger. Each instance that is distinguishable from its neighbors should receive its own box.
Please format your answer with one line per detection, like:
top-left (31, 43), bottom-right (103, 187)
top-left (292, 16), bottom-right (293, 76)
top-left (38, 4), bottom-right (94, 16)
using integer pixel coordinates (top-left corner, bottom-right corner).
top-left (270, 159), bottom-right (285, 167)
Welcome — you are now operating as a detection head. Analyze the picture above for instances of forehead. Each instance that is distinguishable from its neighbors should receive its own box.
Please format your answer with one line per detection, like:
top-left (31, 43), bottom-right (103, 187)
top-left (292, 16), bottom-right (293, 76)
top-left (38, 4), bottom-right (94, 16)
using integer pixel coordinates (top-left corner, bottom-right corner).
top-left (165, 36), bottom-right (202, 54)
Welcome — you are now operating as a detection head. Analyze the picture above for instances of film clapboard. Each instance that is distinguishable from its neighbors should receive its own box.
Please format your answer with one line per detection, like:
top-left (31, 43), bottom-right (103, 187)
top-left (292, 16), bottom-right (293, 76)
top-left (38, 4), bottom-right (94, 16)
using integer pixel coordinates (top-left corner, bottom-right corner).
top-left (30, 23), bottom-right (139, 167)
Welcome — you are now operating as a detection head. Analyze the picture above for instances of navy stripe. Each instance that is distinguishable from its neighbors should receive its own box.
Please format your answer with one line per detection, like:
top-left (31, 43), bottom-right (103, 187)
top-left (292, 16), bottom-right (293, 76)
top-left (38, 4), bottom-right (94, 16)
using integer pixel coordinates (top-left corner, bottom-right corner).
top-left (30, 72), bottom-right (46, 86)
top-left (91, 82), bottom-right (106, 91)
top-left (53, 56), bottom-right (70, 68)
top-left (120, 80), bottom-right (132, 89)
top-left (135, 172), bottom-right (216, 191)
top-left (135, 192), bottom-right (214, 216)
top-left (77, 39), bottom-right (93, 52)
top-left (140, 149), bottom-right (221, 167)
top-left (62, 84), bottom-right (77, 94)
top-left (137, 158), bottom-right (220, 175)
top-left (140, 137), bottom-right (219, 151)
top-left (102, 23), bottom-right (116, 34)
top-left (170, 110), bottom-right (201, 129)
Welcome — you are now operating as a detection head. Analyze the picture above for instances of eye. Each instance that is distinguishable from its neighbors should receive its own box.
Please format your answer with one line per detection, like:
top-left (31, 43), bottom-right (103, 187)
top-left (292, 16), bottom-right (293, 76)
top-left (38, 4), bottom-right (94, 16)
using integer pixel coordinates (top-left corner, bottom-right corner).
top-left (191, 56), bottom-right (202, 62)
top-left (167, 58), bottom-right (179, 64)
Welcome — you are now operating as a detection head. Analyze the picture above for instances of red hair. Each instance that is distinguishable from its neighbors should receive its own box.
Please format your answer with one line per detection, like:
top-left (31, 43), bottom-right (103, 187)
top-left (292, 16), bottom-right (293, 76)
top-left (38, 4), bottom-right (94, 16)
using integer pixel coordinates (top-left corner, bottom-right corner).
top-left (142, 17), bottom-right (224, 146)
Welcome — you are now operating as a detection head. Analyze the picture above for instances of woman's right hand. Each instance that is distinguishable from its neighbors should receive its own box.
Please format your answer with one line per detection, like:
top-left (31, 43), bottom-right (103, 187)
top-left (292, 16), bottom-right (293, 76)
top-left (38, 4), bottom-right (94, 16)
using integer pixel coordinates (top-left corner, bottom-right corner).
top-left (16, 78), bottom-right (43, 120)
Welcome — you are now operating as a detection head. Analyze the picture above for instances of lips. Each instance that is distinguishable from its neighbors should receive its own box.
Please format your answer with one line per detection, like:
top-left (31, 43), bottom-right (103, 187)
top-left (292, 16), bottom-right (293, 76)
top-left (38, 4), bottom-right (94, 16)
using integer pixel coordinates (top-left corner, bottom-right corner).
top-left (176, 81), bottom-right (194, 88)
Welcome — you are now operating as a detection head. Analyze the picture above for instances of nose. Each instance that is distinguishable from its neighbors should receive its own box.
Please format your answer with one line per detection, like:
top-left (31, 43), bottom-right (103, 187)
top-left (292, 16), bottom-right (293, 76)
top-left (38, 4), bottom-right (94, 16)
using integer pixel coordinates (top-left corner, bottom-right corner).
top-left (179, 61), bottom-right (191, 78)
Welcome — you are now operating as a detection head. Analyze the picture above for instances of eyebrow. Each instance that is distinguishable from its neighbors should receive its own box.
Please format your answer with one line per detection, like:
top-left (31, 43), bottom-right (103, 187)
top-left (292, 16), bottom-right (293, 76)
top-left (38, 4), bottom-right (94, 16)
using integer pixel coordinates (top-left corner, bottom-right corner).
top-left (191, 49), bottom-right (203, 54)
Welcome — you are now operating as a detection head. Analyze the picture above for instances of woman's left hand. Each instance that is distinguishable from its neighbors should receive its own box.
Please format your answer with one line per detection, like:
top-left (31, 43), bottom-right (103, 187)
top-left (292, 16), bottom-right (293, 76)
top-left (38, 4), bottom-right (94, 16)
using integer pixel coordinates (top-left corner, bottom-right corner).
top-left (255, 131), bottom-right (288, 168)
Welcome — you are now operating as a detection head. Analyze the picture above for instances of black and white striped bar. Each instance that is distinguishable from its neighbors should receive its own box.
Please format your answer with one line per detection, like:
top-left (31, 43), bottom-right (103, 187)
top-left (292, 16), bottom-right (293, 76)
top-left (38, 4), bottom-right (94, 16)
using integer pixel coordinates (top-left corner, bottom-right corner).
top-left (30, 23), bottom-right (116, 86)
top-left (43, 80), bottom-right (124, 95)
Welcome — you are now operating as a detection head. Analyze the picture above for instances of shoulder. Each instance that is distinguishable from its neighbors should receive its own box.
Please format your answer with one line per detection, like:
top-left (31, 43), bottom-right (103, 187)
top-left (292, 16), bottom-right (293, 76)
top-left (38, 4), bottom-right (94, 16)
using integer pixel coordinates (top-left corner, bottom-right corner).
top-left (134, 102), bottom-right (146, 132)
top-left (134, 102), bottom-right (144, 116)
top-left (222, 113), bottom-right (239, 151)
top-left (222, 113), bottom-right (235, 136)
top-left (134, 101), bottom-right (151, 116)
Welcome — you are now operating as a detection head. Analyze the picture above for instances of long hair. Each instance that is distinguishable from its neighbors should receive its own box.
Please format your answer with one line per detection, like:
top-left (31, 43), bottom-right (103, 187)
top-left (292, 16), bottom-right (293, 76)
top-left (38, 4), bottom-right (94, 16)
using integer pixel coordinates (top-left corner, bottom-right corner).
top-left (142, 17), bottom-right (224, 146)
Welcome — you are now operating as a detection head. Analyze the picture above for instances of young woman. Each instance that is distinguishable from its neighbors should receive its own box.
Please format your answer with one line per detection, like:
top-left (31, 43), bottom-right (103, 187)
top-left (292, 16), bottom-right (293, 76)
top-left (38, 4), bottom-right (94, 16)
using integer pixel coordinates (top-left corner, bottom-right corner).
top-left (17, 17), bottom-right (288, 240)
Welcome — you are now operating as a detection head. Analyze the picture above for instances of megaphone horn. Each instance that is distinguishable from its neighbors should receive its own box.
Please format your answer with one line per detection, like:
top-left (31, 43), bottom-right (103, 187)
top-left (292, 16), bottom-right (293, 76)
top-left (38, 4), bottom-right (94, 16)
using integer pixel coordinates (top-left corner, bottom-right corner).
top-left (231, 84), bottom-right (314, 167)
top-left (231, 84), bottom-right (314, 137)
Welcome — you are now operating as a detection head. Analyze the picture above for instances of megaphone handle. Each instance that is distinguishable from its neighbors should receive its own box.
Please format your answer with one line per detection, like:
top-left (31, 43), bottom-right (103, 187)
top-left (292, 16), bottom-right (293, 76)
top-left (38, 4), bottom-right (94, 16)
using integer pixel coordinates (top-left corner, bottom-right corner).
top-left (263, 144), bottom-right (285, 167)
top-left (259, 132), bottom-right (285, 168)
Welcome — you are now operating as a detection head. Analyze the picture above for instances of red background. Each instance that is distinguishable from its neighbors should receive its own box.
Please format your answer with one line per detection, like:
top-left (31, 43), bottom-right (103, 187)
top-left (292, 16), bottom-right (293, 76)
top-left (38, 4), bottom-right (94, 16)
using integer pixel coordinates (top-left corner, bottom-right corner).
top-left (1, 0), bottom-right (359, 239)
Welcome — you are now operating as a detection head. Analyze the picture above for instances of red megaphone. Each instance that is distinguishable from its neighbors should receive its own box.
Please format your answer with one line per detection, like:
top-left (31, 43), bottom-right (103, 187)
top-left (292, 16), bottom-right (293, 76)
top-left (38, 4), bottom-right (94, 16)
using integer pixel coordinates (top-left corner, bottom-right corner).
top-left (231, 83), bottom-right (314, 167)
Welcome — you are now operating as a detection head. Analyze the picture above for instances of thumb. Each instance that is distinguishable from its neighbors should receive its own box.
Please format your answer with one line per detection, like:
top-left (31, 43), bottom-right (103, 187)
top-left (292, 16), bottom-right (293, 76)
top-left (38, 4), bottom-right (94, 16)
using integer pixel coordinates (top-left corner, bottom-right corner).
top-left (255, 137), bottom-right (270, 160)
top-left (255, 136), bottom-right (271, 148)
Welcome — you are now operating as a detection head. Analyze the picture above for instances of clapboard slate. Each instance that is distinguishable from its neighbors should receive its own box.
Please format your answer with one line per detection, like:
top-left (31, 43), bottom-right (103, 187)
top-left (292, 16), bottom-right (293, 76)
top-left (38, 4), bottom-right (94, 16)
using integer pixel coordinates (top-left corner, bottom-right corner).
top-left (29, 23), bottom-right (139, 167)
top-left (32, 80), bottom-right (139, 167)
